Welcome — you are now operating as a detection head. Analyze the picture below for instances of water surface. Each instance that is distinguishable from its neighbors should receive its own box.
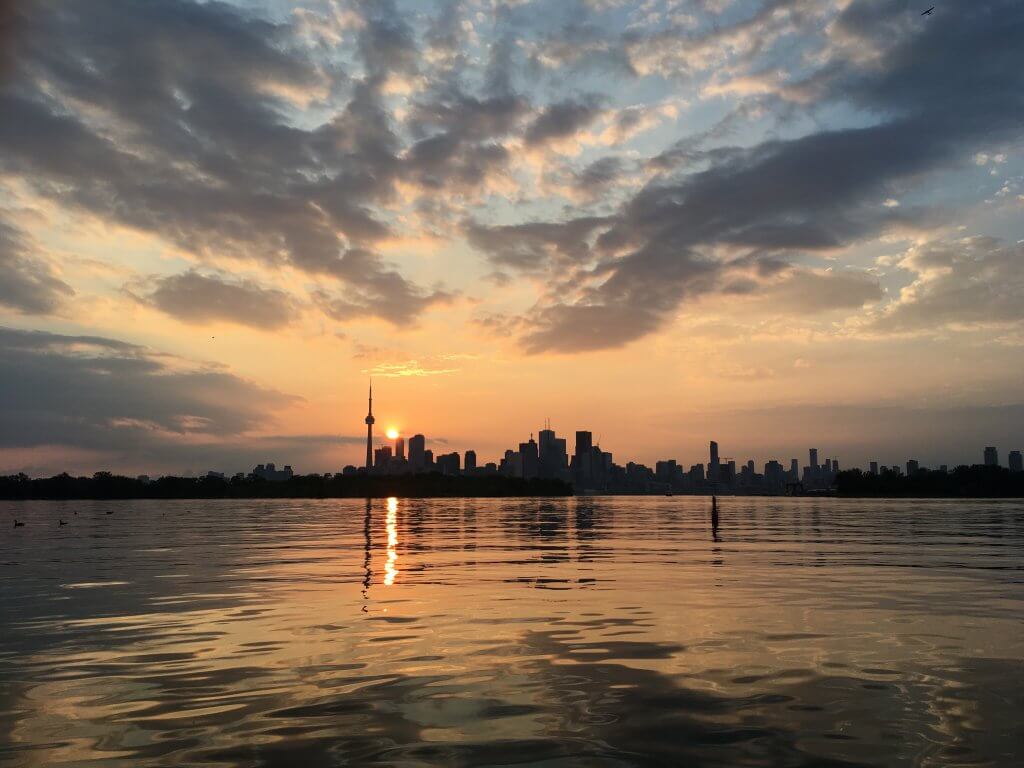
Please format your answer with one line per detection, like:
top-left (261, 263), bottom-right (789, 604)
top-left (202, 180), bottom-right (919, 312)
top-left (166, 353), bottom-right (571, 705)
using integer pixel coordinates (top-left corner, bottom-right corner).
top-left (1, 497), bottom-right (1022, 766)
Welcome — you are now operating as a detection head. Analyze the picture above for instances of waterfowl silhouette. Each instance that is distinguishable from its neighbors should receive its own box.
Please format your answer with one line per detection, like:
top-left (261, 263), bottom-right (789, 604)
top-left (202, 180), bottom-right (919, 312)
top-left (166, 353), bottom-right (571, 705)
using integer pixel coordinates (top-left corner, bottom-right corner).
top-left (14, 520), bottom-right (25, 528)
top-left (59, 519), bottom-right (68, 526)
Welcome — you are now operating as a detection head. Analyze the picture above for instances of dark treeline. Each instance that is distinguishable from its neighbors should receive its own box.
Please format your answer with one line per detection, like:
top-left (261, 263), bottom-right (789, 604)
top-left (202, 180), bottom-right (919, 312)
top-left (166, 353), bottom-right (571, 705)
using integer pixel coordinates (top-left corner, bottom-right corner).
top-left (0, 471), bottom-right (573, 500)
top-left (837, 466), bottom-right (1024, 498)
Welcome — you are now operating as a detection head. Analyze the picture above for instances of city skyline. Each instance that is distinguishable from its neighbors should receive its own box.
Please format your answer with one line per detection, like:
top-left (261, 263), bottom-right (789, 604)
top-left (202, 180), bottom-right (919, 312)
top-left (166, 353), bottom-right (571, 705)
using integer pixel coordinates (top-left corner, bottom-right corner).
top-left (2, 1), bottom-right (1024, 478)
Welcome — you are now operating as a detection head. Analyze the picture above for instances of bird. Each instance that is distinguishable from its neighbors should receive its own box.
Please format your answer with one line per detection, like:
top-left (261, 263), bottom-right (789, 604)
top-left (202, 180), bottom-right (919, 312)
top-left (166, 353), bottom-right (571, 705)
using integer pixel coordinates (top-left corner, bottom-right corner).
top-left (105, 510), bottom-right (114, 515)
top-left (921, 6), bottom-right (934, 15)
top-left (13, 520), bottom-right (25, 528)
top-left (59, 519), bottom-right (68, 526)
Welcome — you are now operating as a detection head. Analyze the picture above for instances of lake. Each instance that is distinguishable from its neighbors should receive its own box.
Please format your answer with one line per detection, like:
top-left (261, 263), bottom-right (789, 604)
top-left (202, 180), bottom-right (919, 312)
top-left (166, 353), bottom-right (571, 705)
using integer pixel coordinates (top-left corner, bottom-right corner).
top-left (1, 497), bottom-right (1022, 767)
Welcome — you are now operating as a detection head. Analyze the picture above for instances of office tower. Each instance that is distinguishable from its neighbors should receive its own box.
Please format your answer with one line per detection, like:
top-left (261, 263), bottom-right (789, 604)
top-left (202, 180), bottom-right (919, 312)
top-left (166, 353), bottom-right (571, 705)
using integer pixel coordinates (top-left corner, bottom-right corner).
top-left (364, 382), bottom-right (375, 468)
top-left (907, 459), bottom-right (919, 476)
top-left (709, 441), bottom-right (720, 482)
top-left (984, 446), bottom-right (999, 466)
top-left (832, 458), bottom-right (839, 472)
top-left (408, 434), bottom-right (426, 471)
top-left (423, 449), bottom-right (434, 468)
top-left (575, 431), bottom-right (593, 486)
top-left (1009, 451), bottom-right (1023, 472)
top-left (436, 452), bottom-right (460, 475)
top-left (395, 436), bottom-right (405, 461)
top-left (790, 458), bottom-right (799, 479)
top-left (520, 437), bottom-right (539, 479)
top-left (870, 461), bottom-right (879, 475)
top-left (374, 445), bottom-right (392, 470)
top-left (539, 426), bottom-right (569, 479)
top-left (464, 450), bottom-right (477, 473)
top-left (746, 459), bottom-right (755, 475)
top-left (809, 448), bottom-right (819, 469)
top-left (825, 458), bottom-right (832, 474)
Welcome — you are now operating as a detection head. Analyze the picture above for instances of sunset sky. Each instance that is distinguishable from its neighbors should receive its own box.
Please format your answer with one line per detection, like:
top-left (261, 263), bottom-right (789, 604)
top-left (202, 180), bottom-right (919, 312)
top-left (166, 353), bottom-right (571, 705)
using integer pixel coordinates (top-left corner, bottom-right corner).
top-left (2, 0), bottom-right (1023, 476)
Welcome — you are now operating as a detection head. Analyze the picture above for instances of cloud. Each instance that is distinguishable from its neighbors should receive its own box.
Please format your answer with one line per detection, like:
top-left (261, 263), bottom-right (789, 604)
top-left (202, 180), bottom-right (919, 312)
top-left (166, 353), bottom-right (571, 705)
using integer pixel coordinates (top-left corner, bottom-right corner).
top-left (133, 270), bottom-right (297, 329)
top-left (0, 0), bottom-right (447, 326)
top-left (872, 237), bottom-right (1024, 332)
top-left (0, 214), bottom-right (73, 314)
top-left (524, 95), bottom-right (604, 146)
top-left (468, 0), bottom-right (1024, 352)
top-left (0, 325), bottom-right (301, 471)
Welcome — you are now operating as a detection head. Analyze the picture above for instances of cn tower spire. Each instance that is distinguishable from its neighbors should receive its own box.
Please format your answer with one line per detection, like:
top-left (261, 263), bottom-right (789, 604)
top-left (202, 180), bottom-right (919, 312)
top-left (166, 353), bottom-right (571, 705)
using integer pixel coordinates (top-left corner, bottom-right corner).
top-left (364, 379), bottom-right (375, 469)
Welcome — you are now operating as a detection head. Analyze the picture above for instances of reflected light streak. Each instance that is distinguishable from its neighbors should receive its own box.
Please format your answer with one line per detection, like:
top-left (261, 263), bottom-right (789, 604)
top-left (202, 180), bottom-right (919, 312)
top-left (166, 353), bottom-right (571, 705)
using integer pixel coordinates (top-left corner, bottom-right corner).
top-left (384, 496), bottom-right (399, 586)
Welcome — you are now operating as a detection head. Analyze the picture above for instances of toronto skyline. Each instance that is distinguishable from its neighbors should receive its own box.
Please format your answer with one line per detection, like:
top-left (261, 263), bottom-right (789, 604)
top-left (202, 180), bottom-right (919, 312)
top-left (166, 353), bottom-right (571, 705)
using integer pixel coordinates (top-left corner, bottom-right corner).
top-left (0, 1), bottom-right (1022, 478)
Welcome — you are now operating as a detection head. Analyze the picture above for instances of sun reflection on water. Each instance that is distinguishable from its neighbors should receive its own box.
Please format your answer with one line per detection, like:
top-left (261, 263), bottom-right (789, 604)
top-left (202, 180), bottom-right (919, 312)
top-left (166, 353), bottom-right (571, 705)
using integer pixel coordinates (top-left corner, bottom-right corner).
top-left (384, 496), bottom-right (399, 586)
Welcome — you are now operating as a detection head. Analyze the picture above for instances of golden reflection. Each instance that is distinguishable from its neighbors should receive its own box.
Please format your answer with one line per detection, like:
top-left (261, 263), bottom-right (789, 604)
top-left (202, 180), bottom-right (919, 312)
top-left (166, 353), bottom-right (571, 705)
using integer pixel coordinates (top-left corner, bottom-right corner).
top-left (384, 496), bottom-right (399, 586)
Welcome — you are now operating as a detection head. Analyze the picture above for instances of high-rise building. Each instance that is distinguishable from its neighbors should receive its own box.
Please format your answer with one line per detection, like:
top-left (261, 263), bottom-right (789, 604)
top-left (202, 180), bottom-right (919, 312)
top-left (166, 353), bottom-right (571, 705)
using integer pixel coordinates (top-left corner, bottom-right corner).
top-left (984, 446), bottom-right (999, 466)
top-left (1009, 451), bottom-right (1023, 473)
top-left (790, 458), bottom-right (799, 480)
top-left (824, 458), bottom-right (832, 474)
top-left (374, 445), bottom-right (392, 470)
top-left (520, 437), bottom-right (539, 479)
top-left (870, 461), bottom-right (879, 475)
top-left (436, 452), bottom-right (461, 475)
top-left (832, 458), bottom-right (839, 473)
top-left (464, 450), bottom-right (477, 473)
top-left (364, 382), bottom-right (375, 469)
top-left (538, 426), bottom-right (568, 479)
top-left (408, 434), bottom-right (426, 471)
top-left (907, 459), bottom-right (919, 476)
top-left (809, 448), bottom-right (819, 470)
top-left (423, 449), bottom-right (434, 468)
top-left (395, 436), bottom-right (405, 461)
top-left (709, 441), bottom-right (720, 483)
top-left (574, 431), bottom-right (593, 487)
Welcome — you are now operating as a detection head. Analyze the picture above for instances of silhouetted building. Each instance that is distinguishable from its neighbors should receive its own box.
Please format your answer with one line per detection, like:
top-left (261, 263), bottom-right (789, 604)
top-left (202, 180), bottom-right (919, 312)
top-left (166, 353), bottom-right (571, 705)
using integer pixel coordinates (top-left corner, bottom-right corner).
top-left (364, 383), bottom-right (375, 469)
top-left (423, 449), bottom-right (434, 469)
top-left (538, 425), bottom-right (568, 480)
top-left (253, 463), bottom-right (294, 482)
top-left (984, 446), bottom-right (999, 466)
top-left (574, 431), bottom-right (593, 488)
top-left (870, 461), bottom-right (879, 475)
top-left (374, 446), bottom-right (392, 470)
top-left (436, 452), bottom-right (460, 475)
top-left (907, 459), bottom-right (919, 476)
top-left (395, 437), bottom-right (405, 461)
top-left (408, 434), bottom-right (426, 471)
top-left (464, 450), bottom-right (477, 473)
top-left (520, 436), bottom-right (539, 479)
top-left (809, 448), bottom-right (819, 470)
top-left (709, 441), bottom-right (720, 483)
top-left (1010, 451), bottom-right (1023, 473)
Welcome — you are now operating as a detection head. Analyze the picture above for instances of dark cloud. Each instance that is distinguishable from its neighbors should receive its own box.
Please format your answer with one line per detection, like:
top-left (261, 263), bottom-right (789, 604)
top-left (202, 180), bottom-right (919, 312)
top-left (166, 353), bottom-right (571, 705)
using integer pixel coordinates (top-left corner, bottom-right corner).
top-left (524, 95), bottom-right (604, 146)
top-left (134, 270), bottom-right (297, 330)
top-left (465, 217), bottom-right (610, 273)
top-left (0, 0), bottom-right (450, 327)
top-left (471, 0), bottom-right (1024, 352)
top-left (313, 248), bottom-right (457, 326)
top-left (0, 326), bottom-right (298, 466)
top-left (0, 214), bottom-right (73, 314)
top-left (575, 156), bottom-right (626, 190)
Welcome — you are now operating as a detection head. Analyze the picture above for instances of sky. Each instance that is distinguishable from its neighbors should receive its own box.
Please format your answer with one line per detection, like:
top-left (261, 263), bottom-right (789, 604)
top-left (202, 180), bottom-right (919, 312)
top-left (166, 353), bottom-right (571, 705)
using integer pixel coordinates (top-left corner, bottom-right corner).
top-left (1, 0), bottom-right (1023, 477)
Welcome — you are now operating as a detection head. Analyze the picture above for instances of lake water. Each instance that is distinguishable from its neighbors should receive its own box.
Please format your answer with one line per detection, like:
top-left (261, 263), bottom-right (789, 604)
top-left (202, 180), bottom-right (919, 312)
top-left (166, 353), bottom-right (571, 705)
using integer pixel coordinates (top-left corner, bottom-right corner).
top-left (1, 497), bottom-right (1022, 767)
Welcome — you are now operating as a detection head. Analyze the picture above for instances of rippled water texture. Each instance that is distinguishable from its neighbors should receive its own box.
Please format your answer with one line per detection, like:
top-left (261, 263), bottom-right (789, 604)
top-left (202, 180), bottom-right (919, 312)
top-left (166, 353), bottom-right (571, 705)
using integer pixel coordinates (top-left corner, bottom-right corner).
top-left (1, 497), bottom-right (1022, 767)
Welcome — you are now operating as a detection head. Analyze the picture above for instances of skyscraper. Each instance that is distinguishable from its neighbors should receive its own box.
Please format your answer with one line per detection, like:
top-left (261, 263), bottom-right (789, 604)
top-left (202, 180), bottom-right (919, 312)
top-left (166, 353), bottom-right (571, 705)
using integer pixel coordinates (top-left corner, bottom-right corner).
top-left (984, 446), bottom-right (999, 466)
top-left (1009, 450), bottom-right (1022, 473)
top-left (809, 448), bottom-right (819, 469)
top-left (520, 437), bottom-right (539, 479)
top-left (574, 431), bottom-right (593, 487)
top-left (395, 436), bottom-right (405, 461)
top-left (709, 441), bottom-right (720, 483)
top-left (907, 459), bottom-right (919, 476)
top-left (408, 434), bottom-right (425, 471)
top-left (364, 382), bottom-right (375, 469)
top-left (464, 450), bottom-right (477, 473)
top-left (870, 461), bottom-right (879, 475)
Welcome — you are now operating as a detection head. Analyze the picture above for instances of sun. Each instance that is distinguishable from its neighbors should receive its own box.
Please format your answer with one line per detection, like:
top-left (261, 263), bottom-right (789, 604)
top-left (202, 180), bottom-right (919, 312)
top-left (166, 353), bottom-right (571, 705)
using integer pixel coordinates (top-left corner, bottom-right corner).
top-left (385, 428), bottom-right (399, 440)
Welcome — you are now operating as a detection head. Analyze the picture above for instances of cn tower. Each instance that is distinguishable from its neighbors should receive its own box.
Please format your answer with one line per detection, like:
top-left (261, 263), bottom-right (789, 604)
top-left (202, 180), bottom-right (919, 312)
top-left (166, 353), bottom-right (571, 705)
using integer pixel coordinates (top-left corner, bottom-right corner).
top-left (364, 381), bottom-right (375, 469)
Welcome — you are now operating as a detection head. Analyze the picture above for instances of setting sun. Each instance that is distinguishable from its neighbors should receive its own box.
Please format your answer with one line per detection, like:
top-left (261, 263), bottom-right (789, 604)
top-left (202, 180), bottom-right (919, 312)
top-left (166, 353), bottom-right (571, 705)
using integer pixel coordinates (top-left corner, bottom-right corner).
top-left (385, 428), bottom-right (399, 440)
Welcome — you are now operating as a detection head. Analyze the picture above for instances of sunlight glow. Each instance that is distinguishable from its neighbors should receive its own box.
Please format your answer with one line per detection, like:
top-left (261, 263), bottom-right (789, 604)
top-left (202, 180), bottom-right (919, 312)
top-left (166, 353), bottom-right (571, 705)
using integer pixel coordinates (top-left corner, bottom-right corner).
top-left (385, 428), bottom-right (399, 440)
top-left (384, 497), bottom-right (399, 586)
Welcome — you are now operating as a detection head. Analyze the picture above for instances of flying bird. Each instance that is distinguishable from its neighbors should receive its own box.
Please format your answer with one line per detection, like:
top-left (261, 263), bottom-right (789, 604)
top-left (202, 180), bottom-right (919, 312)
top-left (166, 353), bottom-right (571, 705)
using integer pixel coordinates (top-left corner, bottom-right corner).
top-left (921, 6), bottom-right (934, 15)
top-left (59, 519), bottom-right (68, 526)
top-left (13, 520), bottom-right (25, 527)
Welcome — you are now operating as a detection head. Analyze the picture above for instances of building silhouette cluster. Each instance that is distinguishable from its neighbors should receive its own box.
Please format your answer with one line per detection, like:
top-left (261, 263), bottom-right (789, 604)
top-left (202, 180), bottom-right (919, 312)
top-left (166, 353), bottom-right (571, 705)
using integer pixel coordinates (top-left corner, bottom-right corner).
top-left (215, 388), bottom-right (1022, 495)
